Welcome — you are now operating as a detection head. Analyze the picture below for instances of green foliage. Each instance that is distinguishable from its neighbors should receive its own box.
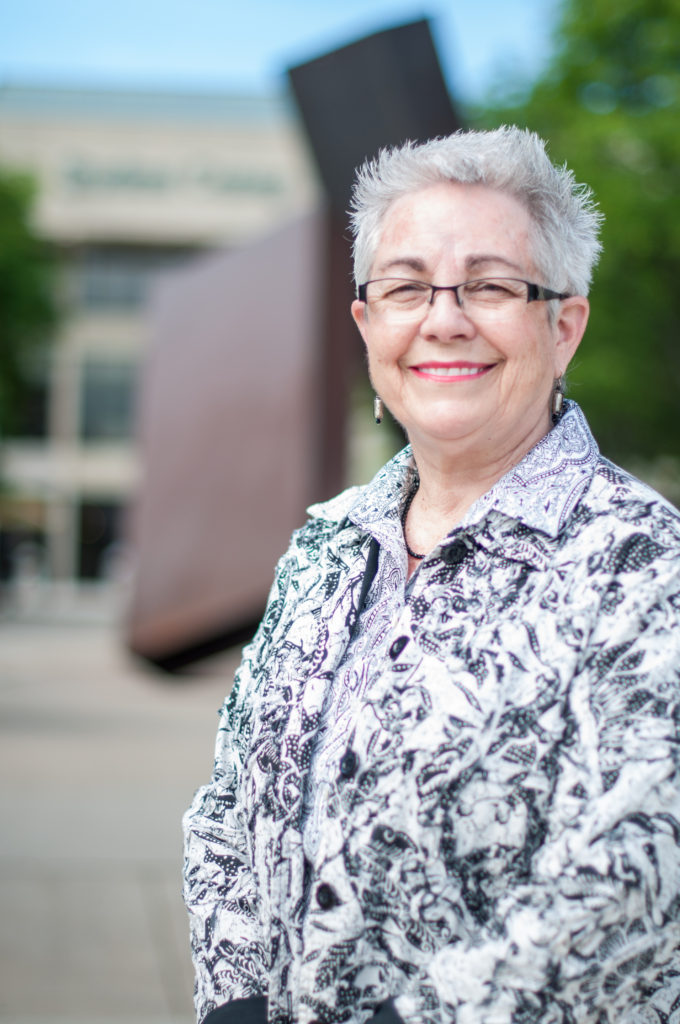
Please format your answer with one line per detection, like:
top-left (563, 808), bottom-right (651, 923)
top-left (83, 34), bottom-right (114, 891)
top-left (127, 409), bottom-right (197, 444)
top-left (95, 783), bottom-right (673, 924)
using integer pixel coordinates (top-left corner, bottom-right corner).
top-left (0, 168), bottom-right (56, 435)
top-left (473, 0), bottom-right (680, 460)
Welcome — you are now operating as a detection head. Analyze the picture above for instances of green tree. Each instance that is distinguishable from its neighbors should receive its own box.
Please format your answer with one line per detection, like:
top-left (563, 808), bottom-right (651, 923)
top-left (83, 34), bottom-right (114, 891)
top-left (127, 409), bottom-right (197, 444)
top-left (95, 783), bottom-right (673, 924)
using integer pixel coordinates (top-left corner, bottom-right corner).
top-left (475, 0), bottom-right (680, 463)
top-left (0, 168), bottom-right (56, 436)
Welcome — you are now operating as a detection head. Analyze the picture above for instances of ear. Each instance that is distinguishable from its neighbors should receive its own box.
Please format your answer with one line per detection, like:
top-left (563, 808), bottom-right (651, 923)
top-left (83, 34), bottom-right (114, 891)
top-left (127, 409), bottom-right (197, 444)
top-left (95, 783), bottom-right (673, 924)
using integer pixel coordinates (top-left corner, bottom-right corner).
top-left (554, 296), bottom-right (589, 376)
top-left (351, 299), bottom-right (370, 346)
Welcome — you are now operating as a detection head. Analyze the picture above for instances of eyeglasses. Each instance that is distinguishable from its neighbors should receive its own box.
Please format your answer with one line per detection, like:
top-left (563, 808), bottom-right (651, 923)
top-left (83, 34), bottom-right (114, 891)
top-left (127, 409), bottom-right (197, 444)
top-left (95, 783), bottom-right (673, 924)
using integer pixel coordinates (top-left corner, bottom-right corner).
top-left (357, 277), bottom-right (570, 322)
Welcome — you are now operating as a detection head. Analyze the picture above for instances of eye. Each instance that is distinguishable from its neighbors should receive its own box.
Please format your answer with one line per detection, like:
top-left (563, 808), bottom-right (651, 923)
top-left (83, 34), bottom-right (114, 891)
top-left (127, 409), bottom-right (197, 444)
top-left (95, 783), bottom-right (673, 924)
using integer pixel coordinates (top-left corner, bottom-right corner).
top-left (385, 280), bottom-right (427, 296)
top-left (467, 279), bottom-right (511, 294)
top-left (463, 278), bottom-right (524, 302)
top-left (382, 280), bottom-right (430, 304)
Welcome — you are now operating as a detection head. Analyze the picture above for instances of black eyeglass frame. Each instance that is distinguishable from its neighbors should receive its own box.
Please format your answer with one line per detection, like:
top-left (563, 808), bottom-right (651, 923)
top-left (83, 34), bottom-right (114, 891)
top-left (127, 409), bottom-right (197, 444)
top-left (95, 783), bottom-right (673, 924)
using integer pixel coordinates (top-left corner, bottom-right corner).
top-left (357, 277), bottom-right (571, 305)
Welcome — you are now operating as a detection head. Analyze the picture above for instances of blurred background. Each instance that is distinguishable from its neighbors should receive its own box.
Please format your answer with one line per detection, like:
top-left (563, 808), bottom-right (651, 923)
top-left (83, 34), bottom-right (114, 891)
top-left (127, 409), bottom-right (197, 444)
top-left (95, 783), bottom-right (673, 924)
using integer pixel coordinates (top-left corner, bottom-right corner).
top-left (0, 0), bottom-right (678, 1021)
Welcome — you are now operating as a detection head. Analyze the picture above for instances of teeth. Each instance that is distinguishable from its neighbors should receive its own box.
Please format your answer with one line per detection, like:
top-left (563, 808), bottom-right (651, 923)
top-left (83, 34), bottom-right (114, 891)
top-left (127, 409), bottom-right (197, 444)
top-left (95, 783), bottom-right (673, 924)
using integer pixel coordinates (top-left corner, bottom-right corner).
top-left (421, 365), bottom-right (484, 376)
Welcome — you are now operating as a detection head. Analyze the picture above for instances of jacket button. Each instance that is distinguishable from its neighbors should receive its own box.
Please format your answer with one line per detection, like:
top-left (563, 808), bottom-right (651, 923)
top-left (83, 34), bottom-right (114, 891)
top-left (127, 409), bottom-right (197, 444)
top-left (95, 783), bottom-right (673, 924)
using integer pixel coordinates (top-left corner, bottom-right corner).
top-left (389, 636), bottom-right (408, 659)
top-left (339, 749), bottom-right (358, 778)
top-left (316, 883), bottom-right (338, 910)
top-left (445, 538), bottom-right (467, 565)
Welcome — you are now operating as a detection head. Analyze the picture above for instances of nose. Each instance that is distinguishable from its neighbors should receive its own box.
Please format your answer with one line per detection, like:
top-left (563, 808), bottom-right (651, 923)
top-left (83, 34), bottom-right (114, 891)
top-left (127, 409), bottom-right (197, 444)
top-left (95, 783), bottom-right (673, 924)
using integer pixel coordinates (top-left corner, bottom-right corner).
top-left (420, 286), bottom-right (475, 340)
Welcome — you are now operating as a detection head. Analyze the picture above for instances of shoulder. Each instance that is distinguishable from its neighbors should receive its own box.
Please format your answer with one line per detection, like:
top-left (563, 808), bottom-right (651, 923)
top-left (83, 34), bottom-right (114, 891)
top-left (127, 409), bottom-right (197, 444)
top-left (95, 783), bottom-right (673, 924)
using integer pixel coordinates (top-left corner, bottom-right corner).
top-left (269, 476), bottom-right (381, 588)
top-left (580, 455), bottom-right (680, 544)
top-left (306, 484), bottom-right (366, 525)
top-left (277, 488), bottom-right (362, 568)
top-left (266, 446), bottom-right (414, 599)
top-left (306, 444), bottom-right (414, 525)
top-left (558, 455), bottom-right (680, 598)
top-left (529, 402), bottom-right (680, 559)
top-left (289, 444), bottom-right (415, 553)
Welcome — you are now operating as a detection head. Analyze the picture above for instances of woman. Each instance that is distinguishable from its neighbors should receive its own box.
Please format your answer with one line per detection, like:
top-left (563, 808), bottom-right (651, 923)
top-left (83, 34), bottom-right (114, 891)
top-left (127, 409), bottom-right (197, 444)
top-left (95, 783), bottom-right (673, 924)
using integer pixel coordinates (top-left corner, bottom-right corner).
top-left (183, 127), bottom-right (680, 1024)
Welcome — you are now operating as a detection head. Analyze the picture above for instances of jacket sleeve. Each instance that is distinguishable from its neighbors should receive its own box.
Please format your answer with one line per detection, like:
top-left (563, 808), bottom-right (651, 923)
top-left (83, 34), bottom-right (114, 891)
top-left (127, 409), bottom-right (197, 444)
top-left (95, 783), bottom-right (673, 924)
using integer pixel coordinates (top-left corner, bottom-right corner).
top-left (182, 543), bottom-right (300, 1023)
top-left (396, 555), bottom-right (680, 1024)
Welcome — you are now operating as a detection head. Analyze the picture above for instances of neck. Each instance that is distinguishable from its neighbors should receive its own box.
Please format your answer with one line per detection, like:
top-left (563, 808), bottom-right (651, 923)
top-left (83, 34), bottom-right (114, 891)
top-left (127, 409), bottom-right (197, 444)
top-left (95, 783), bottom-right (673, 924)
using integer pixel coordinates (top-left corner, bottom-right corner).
top-left (404, 411), bottom-right (551, 558)
top-left (411, 446), bottom-right (513, 521)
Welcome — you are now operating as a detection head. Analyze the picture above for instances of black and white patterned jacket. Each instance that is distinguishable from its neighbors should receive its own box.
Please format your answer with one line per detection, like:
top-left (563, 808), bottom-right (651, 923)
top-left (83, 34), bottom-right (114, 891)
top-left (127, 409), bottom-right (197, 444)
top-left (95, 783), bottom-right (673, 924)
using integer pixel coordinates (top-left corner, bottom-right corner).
top-left (183, 402), bottom-right (680, 1024)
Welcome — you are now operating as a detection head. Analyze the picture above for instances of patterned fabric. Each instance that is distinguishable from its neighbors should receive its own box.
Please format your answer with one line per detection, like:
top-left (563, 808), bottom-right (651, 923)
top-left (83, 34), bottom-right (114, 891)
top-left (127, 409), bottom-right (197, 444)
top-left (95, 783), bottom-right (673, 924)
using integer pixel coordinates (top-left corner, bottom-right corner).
top-left (300, 473), bottom-right (409, 864)
top-left (183, 402), bottom-right (680, 1024)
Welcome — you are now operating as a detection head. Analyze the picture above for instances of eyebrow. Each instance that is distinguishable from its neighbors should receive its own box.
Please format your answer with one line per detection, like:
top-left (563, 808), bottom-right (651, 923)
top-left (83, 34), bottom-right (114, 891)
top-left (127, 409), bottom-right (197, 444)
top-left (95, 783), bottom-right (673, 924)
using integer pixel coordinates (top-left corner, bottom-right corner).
top-left (465, 254), bottom-right (524, 274)
top-left (372, 253), bottom-right (525, 278)
top-left (373, 256), bottom-right (427, 275)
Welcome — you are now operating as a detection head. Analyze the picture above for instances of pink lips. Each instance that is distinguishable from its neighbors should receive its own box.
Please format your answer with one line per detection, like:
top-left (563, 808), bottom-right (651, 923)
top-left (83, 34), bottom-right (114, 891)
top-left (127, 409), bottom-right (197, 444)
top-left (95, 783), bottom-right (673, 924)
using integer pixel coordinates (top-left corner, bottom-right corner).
top-left (410, 361), bottom-right (493, 382)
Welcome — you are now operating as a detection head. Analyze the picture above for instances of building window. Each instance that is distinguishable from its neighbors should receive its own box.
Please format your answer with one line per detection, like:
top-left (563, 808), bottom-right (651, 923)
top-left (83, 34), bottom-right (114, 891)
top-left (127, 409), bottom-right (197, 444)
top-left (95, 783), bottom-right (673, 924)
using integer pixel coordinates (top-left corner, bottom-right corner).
top-left (0, 498), bottom-right (47, 581)
top-left (81, 359), bottom-right (137, 441)
top-left (2, 355), bottom-right (50, 439)
top-left (5, 377), bottom-right (49, 439)
top-left (70, 244), bottom-right (198, 311)
top-left (77, 501), bottom-right (124, 580)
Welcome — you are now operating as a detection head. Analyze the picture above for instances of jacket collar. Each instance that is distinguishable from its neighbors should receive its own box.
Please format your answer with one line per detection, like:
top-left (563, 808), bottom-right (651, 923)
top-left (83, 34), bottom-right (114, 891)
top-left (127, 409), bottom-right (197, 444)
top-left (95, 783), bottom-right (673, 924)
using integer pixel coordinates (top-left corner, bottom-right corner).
top-left (308, 402), bottom-right (600, 544)
top-left (461, 401), bottom-right (600, 539)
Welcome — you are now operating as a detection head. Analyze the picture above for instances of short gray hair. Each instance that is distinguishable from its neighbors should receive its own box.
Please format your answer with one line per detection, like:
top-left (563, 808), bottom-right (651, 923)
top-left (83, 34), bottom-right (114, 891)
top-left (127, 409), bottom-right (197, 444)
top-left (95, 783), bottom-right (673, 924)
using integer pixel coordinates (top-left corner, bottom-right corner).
top-left (349, 126), bottom-right (603, 296)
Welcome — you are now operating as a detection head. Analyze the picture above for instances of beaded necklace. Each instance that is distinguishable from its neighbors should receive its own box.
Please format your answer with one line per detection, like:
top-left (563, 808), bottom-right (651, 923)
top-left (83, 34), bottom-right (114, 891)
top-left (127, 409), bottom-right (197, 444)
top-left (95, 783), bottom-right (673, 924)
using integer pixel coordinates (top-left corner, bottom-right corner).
top-left (402, 482), bottom-right (426, 560)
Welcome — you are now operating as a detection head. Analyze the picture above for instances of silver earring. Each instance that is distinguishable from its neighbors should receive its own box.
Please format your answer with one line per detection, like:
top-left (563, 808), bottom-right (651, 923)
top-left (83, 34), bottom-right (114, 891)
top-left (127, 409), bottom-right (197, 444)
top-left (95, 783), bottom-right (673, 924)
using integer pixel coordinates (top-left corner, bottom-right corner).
top-left (551, 376), bottom-right (564, 423)
top-left (373, 395), bottom-right (383, 424)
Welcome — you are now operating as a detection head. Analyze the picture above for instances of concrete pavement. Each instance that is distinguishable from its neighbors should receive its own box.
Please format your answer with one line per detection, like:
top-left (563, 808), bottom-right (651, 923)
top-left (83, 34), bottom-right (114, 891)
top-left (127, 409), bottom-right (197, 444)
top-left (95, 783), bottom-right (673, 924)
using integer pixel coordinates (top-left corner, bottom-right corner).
top-left (0, 619), bottom-right (242, 1024)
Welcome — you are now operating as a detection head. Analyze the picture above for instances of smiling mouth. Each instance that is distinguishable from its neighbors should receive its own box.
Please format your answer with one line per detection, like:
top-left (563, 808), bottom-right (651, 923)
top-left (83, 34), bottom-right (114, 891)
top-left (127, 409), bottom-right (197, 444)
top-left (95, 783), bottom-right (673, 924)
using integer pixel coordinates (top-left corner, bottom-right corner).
top-left (411, 362), bottom-right (494, 380)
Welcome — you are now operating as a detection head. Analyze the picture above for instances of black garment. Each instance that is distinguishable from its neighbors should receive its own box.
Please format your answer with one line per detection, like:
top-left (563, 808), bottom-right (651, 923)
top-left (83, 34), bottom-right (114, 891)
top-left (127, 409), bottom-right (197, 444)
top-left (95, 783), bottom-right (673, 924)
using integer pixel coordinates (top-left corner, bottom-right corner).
top-left (202, 996), bottom-right (267, 1024)
top-left (201, 996), bottom-right (402, 1024)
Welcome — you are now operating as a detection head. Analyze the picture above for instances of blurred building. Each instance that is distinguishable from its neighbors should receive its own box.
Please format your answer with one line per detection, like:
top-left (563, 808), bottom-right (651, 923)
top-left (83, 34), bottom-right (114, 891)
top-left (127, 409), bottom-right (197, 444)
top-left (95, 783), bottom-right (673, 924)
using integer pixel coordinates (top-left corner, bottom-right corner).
top-left (0, 83), bottom-right (318, 602)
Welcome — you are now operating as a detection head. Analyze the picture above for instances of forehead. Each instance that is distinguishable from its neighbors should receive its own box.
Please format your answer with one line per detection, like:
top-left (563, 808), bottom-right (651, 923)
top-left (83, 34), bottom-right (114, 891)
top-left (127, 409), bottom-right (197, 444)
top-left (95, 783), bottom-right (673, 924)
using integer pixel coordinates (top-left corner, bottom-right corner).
top-left (372, 181), bottom-right (535, 275)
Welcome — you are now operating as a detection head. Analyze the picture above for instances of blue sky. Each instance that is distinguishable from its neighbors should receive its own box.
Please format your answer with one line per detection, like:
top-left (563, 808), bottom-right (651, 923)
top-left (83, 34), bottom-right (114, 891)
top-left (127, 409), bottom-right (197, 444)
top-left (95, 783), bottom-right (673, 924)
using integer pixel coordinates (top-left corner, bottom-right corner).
top-left (0, 0), bottom-right (562, 105)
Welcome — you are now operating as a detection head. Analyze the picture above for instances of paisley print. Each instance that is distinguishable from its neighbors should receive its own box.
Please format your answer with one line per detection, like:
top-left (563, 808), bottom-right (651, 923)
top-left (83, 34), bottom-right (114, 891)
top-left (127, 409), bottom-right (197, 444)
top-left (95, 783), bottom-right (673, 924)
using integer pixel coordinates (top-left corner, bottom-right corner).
top-left (183, 402), bottom-right (680, 1024)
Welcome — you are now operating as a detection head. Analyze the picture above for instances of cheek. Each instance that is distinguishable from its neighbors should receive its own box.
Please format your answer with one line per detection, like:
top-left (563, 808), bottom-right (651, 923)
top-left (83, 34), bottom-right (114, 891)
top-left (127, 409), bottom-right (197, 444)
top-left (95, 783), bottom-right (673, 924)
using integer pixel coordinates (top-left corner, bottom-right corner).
top-left (367, 343), bottom-right (393, 370)
top-left (364, 325), bottom-right (410, 366)
top-left (503, 328), bottom-right (556, 380)
top-left (365, 345), bottom-right (393, 392)
top-left (363, 338), bottom-right (387, 375)
top-left (363, 338), bottom-right (407, 401)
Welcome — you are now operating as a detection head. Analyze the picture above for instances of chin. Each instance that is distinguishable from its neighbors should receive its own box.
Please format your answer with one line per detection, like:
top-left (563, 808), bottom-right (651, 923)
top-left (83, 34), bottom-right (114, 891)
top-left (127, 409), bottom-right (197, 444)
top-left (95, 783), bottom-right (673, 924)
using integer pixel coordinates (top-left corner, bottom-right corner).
top-left (407, 418), bottom-right (484, 447)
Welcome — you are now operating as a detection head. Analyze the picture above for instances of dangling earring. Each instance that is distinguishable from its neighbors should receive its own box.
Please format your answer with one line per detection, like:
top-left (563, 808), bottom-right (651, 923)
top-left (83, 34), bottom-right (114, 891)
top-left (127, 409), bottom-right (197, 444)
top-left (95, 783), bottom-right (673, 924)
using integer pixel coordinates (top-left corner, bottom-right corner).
top-left (373, 394), bottom-right (383, 424)
top-left (551, 376), bottom-right (564, 423)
